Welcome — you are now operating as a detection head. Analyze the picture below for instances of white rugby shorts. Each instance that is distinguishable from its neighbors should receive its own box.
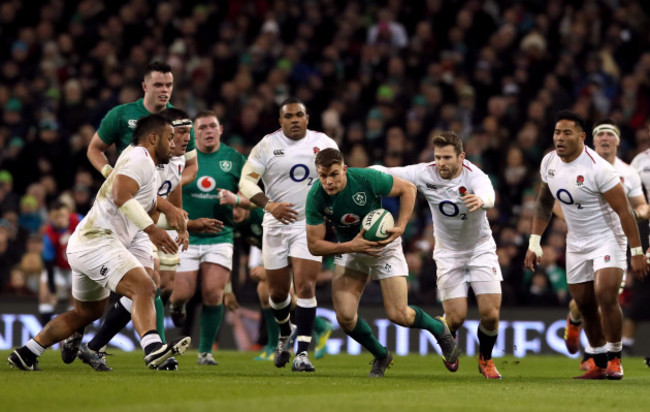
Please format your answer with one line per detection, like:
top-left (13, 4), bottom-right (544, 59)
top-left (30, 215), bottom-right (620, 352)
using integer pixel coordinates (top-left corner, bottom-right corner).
top-left (434, 247), bottom-right (502, 301)
top-left (334, 237), bottom-right (407, 281)
top-left (565, 234), bottom-right (626, 284)
top-left (262, 225), bottom-right (321, 270)
top-left (177, 243), bottom-right (234, 272)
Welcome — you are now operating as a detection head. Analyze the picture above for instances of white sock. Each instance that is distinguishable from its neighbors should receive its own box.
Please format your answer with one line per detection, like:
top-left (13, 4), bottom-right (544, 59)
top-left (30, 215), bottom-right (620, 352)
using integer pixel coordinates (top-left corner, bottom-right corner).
top-left (606, 341), bottom-right (622, 353)
top-left (26, 339), bottom-right (46, 357)
top-left (140, 332), bottom-right (162, 351)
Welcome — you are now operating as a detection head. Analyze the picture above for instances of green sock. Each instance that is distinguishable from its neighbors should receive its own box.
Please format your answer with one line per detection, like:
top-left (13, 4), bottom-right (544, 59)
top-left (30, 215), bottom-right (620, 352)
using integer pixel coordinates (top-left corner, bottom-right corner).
top-left (262, 308), bottom-right (280, 349)
top-left (409, 305), bottom-right (444, 337)
top-left (347, 317), bottom-right (387, 359)
top-left (199, 304), bottom-right (224, 353)
top-left (313, 316), bottom-right (328, 335)
top-left (155, 289), bottom-right (166, 344)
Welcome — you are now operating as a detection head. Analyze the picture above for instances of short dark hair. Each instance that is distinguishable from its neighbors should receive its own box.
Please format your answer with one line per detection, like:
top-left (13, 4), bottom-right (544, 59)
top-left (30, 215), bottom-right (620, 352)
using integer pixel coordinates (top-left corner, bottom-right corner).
top-left (555, 110), bottom-right (585, 131)
top-left (160, 107), bottom-right (189, 123)
top-left (431, 131), bottom-right (463, 155)
top-left (279, 97), bottom-right (307, 116)
top-left (144, 61), bottom-right (172, 78)
top-left (194, 110), bottom-right (218, 123)
top-left (49, 200), bottom-right (69, 211)
top-left (315, 148), bottom-right (344, 169)
top-left (132, 114), bottom-right (171, 145)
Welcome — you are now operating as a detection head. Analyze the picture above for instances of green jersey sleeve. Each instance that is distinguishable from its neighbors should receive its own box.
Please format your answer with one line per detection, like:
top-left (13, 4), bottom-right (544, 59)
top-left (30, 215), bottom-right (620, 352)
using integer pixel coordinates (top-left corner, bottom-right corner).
top-left (96, 106), bottom-right (122, 145)
top-left (357, 167), bottom-right (393, 197)
top-left (305, 182), bottom-right (325, 225)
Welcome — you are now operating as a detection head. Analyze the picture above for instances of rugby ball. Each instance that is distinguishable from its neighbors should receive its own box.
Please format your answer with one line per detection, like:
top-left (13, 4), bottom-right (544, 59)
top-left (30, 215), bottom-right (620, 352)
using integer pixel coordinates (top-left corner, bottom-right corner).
top-left (362, 209), bottom-right (394, 241)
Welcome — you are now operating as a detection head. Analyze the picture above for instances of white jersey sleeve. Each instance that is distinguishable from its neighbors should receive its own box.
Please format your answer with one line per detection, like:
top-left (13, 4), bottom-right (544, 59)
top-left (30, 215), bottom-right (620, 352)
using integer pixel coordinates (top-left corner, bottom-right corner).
top-left (615, 157), bottom-right (643, 198)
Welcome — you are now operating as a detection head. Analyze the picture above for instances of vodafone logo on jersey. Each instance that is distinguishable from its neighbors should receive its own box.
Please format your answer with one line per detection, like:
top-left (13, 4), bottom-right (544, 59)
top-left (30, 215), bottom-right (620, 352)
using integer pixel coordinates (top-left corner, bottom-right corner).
top-left (340, 213), bottom-right (360, 225)
top-left (197, 176), bottom-right (216, 192)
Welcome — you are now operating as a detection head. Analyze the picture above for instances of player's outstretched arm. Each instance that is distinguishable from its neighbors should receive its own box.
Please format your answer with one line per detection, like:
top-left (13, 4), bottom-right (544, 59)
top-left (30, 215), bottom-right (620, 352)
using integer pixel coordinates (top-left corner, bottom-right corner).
top-left (87, 132), bottom-right (113, 177)
top-left (604, 183), bottom-right (648, 279)
top-left (380, 176), bottom-right (416, 244)
top-left (181, 154), bottom-right (198, 186)
top-left (524, 182), bottom-right (554, 271)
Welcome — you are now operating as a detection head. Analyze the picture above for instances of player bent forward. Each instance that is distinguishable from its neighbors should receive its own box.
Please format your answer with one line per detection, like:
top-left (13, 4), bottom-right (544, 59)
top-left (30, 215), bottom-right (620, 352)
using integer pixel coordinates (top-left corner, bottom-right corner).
top-left (8, 114), bottom-right (190, 371)
top-left (305, 148), bottom-right (459, 377)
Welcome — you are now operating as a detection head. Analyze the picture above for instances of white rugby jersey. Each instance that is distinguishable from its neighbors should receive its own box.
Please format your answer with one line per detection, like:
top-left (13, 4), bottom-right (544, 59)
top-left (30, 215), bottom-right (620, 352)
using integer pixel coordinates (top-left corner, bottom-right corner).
top-left (375, 159), bottom-right (496, 252)
top-left (541, 147), bottom-right (620, 242)
top-left (156, 155), bottom-right (186, 198)
top-left (614, 157), bottom-right (643, 199)
top-left (630, 150), bottom-right (650, 234)
top-left (247, 129), bottom-right (338, 227)
top-left (70, 145), bottom-right (160, 249)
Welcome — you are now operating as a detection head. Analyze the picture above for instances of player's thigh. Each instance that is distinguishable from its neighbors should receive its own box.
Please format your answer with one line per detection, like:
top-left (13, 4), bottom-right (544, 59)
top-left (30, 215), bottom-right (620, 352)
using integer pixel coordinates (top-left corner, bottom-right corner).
top-left (379, 276), bottom-right (409, 320)
top-left (475, 292), bottom-right (502, 322)
top-left (173, 270), bottom-right (198, 301)
top-left (115, 266), bottom-right (157, 300)
top-left (594, 267), bottom-right (624, 303)
top-left (68, 242), bottom-right (143, 302)
top-left (200, 261), bottom-right (230, 304)
top-left (291, 257), bottom-right (321, 297)
top-left (332, 264), bottom-right (368, 321)
top-left (442, 297), bottom-right (469, 327)
top-left (434, 249), bottom-right (470, 299)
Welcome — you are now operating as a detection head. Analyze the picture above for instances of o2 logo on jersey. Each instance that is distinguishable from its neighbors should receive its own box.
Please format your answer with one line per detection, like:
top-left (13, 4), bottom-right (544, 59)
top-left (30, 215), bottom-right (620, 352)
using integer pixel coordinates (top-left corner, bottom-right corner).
top-left (439, 200), bottom-right (468, 220)
top-left (197, 176), bottom-right (216, 192)
top-left (556, 189), bottom-right (583, 209)
top-left (289, 164), bottom-right (314, 185)
top-left (128, 119), bottom-right (137, 128)
top-left (158, 180), bottom-right (172, 197)
top-left (340, 213), bottom-right (360, 225)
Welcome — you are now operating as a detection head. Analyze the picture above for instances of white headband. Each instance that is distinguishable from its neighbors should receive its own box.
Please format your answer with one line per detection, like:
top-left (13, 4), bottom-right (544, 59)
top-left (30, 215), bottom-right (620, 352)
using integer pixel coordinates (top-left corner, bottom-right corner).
top-left (592, 124), bottom-right (620, 144)
top-left (171, 118), bottom-right (192, 128)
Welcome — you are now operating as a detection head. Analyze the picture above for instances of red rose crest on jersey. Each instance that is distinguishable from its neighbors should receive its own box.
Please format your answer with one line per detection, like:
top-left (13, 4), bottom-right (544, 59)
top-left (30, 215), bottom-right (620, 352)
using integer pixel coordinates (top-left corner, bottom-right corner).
top-left (313, 147), bottom-right (321, 154)
top-left (340, 213), bottom-right (360, 225)
top-left (620, 177), bottom-right (625, 184)
top-left (604, 255), bottom-right (611, 262)
top-left (576, 175), bottom-right (584, 187)
top-left (459, 186), bottom-right (467, 197)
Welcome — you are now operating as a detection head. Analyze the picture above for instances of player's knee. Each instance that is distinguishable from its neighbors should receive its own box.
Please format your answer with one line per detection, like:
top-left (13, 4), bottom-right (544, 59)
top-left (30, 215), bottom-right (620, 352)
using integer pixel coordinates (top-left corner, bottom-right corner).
top-left (269, 290), bottom-right (290, 304)
top-left (203, 289), bottom-right (224, 306)
top-left (386, 306), bottom-right (410, 327)
top-left (335, 311), bottom-right (356, 331)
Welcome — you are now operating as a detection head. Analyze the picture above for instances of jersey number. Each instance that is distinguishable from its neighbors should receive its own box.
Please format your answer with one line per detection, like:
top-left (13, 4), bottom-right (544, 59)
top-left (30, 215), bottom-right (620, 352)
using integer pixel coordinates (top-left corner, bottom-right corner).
top-left (290, 164), bottom-right (314, 186)
top-left (439, 201), bottom-right (468, 220)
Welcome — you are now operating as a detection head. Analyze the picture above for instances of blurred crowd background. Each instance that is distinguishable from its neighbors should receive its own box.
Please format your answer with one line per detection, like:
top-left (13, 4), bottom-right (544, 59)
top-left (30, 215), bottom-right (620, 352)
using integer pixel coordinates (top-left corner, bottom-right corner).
top-left (3, 0), bottom-right (650, 308)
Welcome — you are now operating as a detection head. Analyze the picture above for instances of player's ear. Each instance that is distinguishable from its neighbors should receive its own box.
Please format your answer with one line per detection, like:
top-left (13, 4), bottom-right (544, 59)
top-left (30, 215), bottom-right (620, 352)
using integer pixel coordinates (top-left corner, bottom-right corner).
top-left (459, 151), bottom-right (466, 161)
top-left (343, 164), bottom-right (348, 173)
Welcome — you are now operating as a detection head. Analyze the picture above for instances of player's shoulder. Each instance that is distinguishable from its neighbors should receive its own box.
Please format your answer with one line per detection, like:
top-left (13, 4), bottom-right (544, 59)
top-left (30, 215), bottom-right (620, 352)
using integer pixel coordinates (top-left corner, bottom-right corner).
top-left (631, 149), bottom-right (650, 165)
top-left (307, 129), bottom-right (337, 144)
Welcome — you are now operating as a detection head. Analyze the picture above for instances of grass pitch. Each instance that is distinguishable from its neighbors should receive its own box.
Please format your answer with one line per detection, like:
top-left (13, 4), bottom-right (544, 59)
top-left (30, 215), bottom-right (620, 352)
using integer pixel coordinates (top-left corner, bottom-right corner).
top-left (2, 350), bottom-right (650, 411)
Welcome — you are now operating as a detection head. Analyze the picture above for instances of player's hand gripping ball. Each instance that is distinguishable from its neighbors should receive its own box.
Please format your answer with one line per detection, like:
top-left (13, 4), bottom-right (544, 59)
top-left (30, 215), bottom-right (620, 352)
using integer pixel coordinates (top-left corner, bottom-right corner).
top-left (362, 208), bottom-right (394, 241)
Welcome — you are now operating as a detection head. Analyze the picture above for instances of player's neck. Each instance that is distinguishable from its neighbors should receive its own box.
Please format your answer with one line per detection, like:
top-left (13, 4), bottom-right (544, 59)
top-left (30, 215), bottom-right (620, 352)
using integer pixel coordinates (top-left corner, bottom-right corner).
top-left (143, 99), bottom-right (165, 114)
top-left (560, 145), bottom-right (584, 163)
top-left (198, 141), bottom-right (220, 153)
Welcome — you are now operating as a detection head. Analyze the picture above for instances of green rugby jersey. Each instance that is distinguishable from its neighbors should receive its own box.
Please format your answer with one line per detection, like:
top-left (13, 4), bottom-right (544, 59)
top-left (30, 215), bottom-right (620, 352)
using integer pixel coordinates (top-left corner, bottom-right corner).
top-left (183, 144), bottom-right (246, 245)
top-left (97, 98), bottom-right (196, 155)
top-left (234, 207), bottom-right (264, 249)
top-left (305, 168), bottom-right (393, 242)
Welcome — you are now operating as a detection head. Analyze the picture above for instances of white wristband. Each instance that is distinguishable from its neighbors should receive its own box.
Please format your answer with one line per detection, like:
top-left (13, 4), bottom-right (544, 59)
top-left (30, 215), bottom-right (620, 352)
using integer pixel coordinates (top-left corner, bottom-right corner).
top-left (631, 247), bottom-right (643, 256)
top-left (224, 282), bottom-right (233, 294)
top-left (101, 164), bottom-right (113, 178)
top-left (119, 198), bottom-right (154, 230)
top-left (156, 213), bottom-right (172, 230)
top-left (528, 234), bottom-right (543, 258)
